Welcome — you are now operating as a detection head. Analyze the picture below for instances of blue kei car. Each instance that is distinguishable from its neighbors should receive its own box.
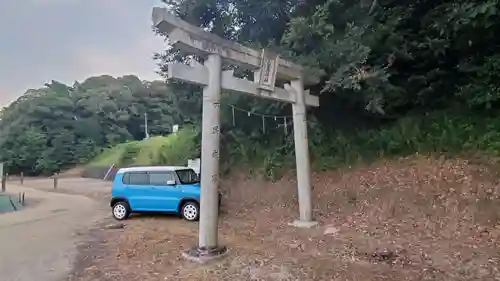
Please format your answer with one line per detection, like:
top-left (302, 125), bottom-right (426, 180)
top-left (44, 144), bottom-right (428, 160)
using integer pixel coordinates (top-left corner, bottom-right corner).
top-left (110, 166), bottom-right (219, 221)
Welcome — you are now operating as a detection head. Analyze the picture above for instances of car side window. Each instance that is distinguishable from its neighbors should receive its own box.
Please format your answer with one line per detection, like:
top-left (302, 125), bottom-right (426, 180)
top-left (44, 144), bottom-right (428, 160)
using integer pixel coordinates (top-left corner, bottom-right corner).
top-left (149, 172), bottom-right (176, 186)
top-left (127, 172), bottom-right (149, 185)
top-left (122, 173), bottom-right (130, 184)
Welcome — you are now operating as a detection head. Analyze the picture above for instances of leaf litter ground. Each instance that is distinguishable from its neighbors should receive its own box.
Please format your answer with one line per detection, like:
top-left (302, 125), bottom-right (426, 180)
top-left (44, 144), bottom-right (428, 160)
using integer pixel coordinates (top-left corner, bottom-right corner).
top-left (69, 155), bottom-right (500, 281)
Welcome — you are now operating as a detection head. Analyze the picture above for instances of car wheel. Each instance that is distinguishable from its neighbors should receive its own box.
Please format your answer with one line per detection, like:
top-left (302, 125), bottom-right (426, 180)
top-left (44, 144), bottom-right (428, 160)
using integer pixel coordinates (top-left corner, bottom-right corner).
top-left (181, 201), bottom-right (199, 221)
top-left (112, 201), bottom-right (130, 221)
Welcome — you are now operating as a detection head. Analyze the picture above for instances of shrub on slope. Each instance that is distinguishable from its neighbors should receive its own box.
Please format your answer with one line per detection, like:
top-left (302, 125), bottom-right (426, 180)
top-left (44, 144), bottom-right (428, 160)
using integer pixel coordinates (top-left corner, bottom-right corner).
top-left (87, 127), bottom-right (199, 168)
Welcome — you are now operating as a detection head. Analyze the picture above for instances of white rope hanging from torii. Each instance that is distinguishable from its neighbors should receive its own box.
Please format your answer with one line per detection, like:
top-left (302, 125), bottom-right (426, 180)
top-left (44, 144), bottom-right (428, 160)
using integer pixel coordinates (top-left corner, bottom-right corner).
top-left (227, 104), bottom-right (317, 134)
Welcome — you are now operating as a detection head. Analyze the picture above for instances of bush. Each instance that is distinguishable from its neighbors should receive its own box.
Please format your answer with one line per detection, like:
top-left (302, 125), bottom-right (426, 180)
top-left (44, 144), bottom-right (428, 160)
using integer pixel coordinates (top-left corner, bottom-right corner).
top-left (88, 111), bottom-right (500, 179)
top-left (311, 112), bottom-right (500, 170)
top-left (157, 127), bottom-right (199, 165)
top-left (221, 111), bottom-right (500, 179)
top-left (119, 142), bottom-right (141, 166)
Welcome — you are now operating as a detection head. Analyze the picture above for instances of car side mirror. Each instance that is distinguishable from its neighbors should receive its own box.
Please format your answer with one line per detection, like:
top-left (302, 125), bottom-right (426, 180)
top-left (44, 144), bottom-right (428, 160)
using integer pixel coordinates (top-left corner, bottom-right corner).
top-left (166, 180), bottom-right (176, 185)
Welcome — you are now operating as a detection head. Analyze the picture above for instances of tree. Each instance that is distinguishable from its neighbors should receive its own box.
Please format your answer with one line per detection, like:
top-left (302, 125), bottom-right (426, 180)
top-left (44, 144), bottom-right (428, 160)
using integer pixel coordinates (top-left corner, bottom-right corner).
top-left (0, 75), bottom-right (189, 174)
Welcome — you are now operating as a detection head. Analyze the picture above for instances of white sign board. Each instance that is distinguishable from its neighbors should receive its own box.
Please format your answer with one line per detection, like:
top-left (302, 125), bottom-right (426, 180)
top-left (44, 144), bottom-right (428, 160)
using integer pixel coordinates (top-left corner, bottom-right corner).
top-left (187, 158), bottom-right (201, 174)
top-left (258, 49), bottom-right (280, 92)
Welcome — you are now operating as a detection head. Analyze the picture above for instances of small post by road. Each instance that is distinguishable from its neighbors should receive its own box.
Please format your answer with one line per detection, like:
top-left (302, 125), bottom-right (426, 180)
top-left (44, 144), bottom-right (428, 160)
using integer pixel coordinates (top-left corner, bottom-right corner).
top-left (1, 176), bottom-right (6, 192)
top-left (53, 173), bottom-right (58, 189)
top-left (0, 162), bottom-right (4, 192)
top-left (20, 172), bottom-right (24, 185)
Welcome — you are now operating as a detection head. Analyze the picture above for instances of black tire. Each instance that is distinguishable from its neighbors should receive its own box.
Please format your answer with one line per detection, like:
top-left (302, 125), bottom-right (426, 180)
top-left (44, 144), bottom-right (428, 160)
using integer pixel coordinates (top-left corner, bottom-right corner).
top-left (181, 201), bottom-right (200, 221)
top-left (112, 201), bottom-right (131, 221)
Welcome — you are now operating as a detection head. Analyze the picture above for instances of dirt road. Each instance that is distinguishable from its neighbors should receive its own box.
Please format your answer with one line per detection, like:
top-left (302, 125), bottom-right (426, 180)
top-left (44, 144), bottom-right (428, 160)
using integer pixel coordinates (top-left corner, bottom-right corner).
top-left (0, 183), bottom-right (108, 281)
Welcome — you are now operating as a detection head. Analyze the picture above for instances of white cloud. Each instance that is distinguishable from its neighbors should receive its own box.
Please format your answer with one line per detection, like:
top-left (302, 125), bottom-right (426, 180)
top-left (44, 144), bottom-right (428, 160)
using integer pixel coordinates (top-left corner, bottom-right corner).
top-left (30, 0), bottom-right (80, 5)
top-left (72, 34), bottom-right (166, 81)
top-left (0, 0), bottom-right (168, 106)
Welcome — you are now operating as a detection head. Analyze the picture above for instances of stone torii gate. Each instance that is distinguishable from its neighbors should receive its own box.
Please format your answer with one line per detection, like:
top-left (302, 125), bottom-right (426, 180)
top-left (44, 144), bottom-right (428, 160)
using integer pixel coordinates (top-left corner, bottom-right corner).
top-left (153, 7), bottom-right (320, 261)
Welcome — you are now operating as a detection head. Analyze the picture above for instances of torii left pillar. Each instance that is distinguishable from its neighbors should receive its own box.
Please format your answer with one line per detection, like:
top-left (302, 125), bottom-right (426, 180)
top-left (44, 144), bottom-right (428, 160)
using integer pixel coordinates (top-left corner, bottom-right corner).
top-left (182, 54), bottom-right (228, 263)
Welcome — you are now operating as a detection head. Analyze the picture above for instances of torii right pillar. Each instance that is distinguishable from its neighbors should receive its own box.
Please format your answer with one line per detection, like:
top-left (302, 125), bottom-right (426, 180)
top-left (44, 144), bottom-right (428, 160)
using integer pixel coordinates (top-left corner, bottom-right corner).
top-left (288, 77), bottom-right (318, 228)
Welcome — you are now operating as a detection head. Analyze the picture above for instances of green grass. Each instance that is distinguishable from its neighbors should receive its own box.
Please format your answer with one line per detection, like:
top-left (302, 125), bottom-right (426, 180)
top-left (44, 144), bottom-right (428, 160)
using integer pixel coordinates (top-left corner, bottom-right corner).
top-left (87, 127), bottom-right (199, 167)
top-left (88, 143), bottom-right (130, 167)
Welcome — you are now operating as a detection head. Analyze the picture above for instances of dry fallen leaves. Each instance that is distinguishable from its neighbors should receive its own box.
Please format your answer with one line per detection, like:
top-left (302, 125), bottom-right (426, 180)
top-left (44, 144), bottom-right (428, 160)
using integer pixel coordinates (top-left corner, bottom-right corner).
top-left (70, 155), bottom-right (500, 281)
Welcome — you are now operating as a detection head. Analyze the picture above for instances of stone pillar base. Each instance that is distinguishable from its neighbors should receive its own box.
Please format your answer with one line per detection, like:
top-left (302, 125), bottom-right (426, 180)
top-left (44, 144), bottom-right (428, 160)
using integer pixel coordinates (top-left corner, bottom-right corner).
top-left (182, 246), bottom-right (228, 264)
top-left (288, 219), bottom-right (319, 228)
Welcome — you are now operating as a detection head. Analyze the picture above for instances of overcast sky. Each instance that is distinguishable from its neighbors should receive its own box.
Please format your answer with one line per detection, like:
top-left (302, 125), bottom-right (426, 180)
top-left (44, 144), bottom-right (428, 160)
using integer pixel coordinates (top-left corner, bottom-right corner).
top-left (0, 0), bottom-right (167, 107)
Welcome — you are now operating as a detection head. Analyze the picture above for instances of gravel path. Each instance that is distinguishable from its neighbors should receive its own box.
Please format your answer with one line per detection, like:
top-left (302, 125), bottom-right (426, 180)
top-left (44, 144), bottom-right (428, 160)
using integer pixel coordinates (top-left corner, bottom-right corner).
top-left (0, 183), bottom-right (108, 281)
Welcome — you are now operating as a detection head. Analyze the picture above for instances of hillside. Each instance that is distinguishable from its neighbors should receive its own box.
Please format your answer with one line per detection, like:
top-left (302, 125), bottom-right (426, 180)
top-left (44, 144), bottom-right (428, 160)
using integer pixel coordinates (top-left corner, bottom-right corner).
top-left (0, 75), bottom-right (201, 175)
top-left (87, 129), bottom-right (198, 168)
top-left (81, 111), bottom-right (500, 180)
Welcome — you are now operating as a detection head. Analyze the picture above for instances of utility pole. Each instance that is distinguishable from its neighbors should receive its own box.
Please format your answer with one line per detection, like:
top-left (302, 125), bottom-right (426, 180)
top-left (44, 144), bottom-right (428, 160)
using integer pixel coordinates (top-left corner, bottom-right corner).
top-left (144, 112), bottom-right (150, 139)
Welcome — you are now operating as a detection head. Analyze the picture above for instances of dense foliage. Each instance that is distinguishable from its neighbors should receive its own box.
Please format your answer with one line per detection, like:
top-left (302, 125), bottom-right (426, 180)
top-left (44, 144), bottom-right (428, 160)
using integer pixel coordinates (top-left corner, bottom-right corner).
top-left (2, 0), bottom-right (500, 175)
top-left (159, 0), bottom-right (500, 115)
top-left (154, 0), bottom-right (500, 172)
top-left (0, 75), bottom-right (200, 174)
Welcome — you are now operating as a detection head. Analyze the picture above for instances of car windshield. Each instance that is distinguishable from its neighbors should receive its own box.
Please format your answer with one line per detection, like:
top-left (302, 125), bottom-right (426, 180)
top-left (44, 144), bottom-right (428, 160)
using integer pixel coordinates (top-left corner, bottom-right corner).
top-left (175, 169), bottom-right (199, 184)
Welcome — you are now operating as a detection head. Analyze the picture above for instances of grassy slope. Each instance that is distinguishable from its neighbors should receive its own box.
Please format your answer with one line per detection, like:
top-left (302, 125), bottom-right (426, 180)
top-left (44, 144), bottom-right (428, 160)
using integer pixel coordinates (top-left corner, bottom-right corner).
top-left (87, 128), bottom-right (199, 167)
